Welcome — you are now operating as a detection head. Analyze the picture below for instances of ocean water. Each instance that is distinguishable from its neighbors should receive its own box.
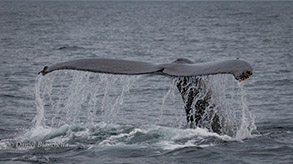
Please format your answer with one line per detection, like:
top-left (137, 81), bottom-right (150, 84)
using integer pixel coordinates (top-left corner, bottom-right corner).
top-left (0, 1), bottom-right (292, 164)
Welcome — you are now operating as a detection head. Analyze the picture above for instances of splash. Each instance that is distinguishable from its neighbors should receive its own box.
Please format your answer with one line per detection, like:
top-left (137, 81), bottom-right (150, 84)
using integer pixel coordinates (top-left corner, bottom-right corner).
top-left (1, 72), bottom-right (256, 152)
top-left (20, 71), bottom-right (256, 146)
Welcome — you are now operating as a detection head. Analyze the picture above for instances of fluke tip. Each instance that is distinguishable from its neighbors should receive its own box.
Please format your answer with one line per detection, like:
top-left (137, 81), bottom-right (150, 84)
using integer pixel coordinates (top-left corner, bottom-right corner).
top-left (38, 66), bottom-right (49, 76)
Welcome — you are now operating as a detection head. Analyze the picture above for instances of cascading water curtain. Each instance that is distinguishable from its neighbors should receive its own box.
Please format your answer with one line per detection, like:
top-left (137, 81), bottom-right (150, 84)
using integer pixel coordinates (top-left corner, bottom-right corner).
top-left (34, 71), bottom-right (255, 139)
top-left (33, 71), bottom-right (139, 129)
top-left (173, 74), bottom-right (256, 138)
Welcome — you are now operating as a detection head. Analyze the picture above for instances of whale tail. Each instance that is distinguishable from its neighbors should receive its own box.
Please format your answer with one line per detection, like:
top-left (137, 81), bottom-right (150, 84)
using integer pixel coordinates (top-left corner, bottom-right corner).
top-left (39, 58), bottom-right (253, 133)
top-left (39, 58), bottom-right (252, 82)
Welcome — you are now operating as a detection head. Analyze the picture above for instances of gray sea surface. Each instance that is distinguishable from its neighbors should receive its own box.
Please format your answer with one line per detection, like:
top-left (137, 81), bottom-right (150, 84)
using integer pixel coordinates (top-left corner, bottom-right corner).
top-left (0, 1), bottom-right (293, 164)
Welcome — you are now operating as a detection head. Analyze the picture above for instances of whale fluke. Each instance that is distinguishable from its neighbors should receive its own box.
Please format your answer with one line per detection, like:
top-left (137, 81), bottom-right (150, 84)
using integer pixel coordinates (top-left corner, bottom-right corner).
top-left (39, 58), bottom-right (253, 134)
top-left (39, 58), bottom-right (252, 82)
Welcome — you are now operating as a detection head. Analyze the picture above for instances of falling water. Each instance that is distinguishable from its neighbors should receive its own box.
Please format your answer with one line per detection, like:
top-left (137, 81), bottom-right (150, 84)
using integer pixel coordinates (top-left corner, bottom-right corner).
top-left (27, 71), bottom-right (256, 143)
top-left (173, 75), bottom-right (256, 138)
top-left (33, 71), bottom-right (139, 128)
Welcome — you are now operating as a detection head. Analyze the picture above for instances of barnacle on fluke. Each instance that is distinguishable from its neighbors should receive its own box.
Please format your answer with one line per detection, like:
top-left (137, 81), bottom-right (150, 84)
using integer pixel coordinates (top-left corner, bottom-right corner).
top-left (238, 71), bottom-right (253, 82)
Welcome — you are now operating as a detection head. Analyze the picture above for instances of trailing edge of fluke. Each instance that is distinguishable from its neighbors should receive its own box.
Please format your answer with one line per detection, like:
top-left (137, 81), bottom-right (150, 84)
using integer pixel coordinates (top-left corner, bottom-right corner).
top-left (38, 58), bottom-right (253, 82)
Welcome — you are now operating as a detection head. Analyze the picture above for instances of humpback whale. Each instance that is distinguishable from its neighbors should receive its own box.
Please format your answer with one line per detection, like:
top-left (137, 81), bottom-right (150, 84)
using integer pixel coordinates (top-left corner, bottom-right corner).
top-left (39, 58), bottom-right (253, 133)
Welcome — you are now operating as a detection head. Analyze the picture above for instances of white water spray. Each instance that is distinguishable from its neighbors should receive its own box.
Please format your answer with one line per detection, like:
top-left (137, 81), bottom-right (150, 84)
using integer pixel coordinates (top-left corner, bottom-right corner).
top-left (33, 71), bottom-right (139, 129)
top-left (31, 71), bottom-right (256, 141)
top-left (235, 82), bottom-right (257, 139)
